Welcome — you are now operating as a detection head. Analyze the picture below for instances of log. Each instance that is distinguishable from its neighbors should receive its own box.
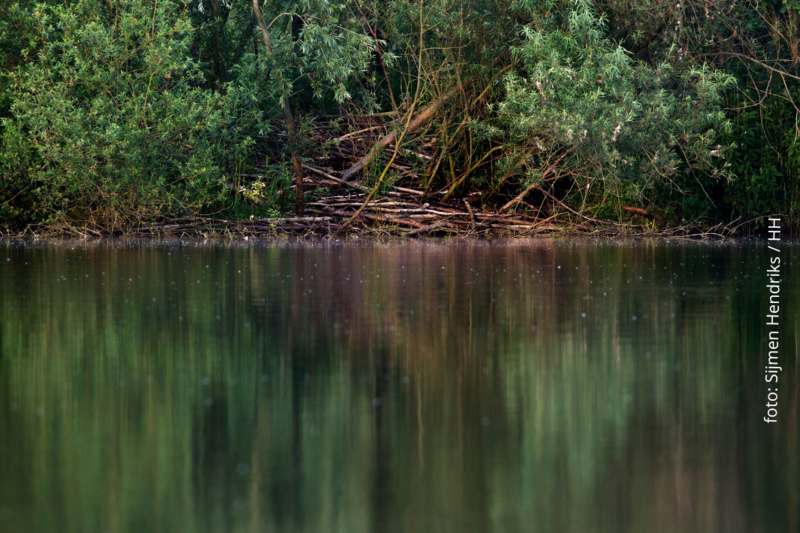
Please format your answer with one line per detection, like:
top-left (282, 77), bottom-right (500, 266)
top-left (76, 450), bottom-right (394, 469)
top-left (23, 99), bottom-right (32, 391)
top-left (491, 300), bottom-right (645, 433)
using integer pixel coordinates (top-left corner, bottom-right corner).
top-left (302, 164), bottom-right (370, 193)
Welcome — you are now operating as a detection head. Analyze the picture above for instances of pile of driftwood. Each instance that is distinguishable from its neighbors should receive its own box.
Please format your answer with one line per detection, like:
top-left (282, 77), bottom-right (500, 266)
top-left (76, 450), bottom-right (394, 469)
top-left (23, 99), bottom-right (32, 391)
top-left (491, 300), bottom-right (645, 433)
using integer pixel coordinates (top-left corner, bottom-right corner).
top-left (223, 113), bottom-right (568, 236)
top-left (218, 114), bottom-right (754, 238)
top-left (127, 189), bottom-right (562, 237)
top-left (306, 190), bottom-right (560, 235)
top-left (126, 112), bottom-right (570, 237)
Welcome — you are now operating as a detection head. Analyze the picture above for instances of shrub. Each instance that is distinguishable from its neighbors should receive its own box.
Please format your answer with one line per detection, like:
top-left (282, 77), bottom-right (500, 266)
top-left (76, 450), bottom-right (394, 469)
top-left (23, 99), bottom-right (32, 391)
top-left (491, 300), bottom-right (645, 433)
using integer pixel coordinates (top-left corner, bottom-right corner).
top-left (0, 0), bottom-right (262, 228)
top-left (495, 0), bottom-right (734, 204)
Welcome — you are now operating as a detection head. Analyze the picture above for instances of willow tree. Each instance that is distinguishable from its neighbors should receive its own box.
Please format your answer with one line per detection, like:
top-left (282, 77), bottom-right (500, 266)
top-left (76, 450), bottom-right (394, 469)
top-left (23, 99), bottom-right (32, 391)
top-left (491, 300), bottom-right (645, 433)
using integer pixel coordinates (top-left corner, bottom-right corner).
top-left (494, 0), bottom-right (734, 211)
top-left (0, 0), bottom-right (262, 228)
top-left (250, 0), bottom-right (375, 214)
top-left (586, 0), bottom-right (800, 223)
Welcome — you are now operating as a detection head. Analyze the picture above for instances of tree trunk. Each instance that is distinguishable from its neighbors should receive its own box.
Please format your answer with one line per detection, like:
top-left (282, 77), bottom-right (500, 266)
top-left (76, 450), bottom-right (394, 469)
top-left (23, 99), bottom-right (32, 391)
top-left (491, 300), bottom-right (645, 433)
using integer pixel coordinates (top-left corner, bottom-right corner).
top-left (252, 0), bottom-right (304, 215)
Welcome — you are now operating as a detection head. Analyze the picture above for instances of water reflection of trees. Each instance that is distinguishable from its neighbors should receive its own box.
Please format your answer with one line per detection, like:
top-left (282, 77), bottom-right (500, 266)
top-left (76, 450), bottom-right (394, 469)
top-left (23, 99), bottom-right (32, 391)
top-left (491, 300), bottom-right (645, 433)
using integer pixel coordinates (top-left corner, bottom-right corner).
top-left (0, 240), bottom-right (796, 533)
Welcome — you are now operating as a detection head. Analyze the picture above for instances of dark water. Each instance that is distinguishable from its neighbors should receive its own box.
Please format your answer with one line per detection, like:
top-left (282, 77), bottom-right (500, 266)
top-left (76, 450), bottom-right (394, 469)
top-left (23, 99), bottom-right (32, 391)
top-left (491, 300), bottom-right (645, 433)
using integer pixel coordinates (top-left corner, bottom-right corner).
top-left (0, 239), bottom-right (797, 533)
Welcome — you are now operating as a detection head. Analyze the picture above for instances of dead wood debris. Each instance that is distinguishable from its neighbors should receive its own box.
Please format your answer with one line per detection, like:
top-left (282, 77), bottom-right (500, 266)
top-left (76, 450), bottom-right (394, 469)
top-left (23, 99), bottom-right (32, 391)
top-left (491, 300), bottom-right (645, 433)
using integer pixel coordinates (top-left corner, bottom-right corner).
top-left (197, 115), bottom-right (571, 237)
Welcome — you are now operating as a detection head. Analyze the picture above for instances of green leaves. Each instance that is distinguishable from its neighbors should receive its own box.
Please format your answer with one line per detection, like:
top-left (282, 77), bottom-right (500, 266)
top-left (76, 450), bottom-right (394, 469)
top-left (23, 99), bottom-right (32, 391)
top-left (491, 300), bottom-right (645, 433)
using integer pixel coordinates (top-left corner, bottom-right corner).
top-left (0, 0), bottom-right (796, 229)
top-left (1, 0), bottom-right (261, 227)
top-left (250, 0), bottom-right (374, 104)
top-left (493, 0), bottom-right (732, 201)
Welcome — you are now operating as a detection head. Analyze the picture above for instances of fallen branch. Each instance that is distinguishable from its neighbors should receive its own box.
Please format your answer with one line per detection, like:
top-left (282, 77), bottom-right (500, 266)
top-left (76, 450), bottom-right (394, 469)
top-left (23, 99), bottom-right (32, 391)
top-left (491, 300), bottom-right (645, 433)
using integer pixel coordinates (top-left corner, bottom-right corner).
top-left (500, 152), bottom-right (570, 211)
top-left (393, 186), bottom-right (426, 196)
top-left (302, 164), bottom-right (370, 193)
top-left (463, 199), bottom-right (477, 230)
top-left (534, 186), bottom-right (603, 224)
top-left (407, 220), bottom-right (454, 235)
top-left (340, 88), bottom-right (460, 182)
top-left (334, 125), bottom-right (387, 142)
top-left (313, 208), bottom-right (429, 229)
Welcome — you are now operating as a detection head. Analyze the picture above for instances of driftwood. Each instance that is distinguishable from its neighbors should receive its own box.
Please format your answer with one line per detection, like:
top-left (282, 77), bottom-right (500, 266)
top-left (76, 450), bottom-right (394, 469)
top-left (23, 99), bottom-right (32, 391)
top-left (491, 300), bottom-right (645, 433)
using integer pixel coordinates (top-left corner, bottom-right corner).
top-left (463, 200), bottom-right (477, 230)
top-left (407, 220), bottom-right (454, 235)
top-left (302, 164), bottom-right (370, 193)
top-left (303, 190), bottom-right (559, 235)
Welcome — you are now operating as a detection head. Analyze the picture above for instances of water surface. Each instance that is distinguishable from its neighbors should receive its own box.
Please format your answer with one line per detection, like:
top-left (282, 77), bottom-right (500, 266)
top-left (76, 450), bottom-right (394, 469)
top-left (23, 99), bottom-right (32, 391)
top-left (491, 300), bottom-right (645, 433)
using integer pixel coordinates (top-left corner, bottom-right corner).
top-left (0, 239), bottom-right (797, 533)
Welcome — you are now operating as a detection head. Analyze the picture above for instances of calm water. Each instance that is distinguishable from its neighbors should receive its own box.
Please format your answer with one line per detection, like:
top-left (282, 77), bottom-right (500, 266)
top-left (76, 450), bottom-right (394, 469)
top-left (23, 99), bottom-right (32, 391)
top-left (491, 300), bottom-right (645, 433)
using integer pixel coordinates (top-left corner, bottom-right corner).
top-left (0, 239), bottom-right (797, 533)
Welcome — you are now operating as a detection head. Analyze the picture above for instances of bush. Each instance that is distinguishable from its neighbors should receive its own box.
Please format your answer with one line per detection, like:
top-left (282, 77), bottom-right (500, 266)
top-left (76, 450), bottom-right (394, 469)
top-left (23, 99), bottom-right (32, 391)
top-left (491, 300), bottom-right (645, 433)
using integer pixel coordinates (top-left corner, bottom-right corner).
top-left (0, 0), bottom-right (262, 228)
top-left (496, 0), bottom-right (733, 202)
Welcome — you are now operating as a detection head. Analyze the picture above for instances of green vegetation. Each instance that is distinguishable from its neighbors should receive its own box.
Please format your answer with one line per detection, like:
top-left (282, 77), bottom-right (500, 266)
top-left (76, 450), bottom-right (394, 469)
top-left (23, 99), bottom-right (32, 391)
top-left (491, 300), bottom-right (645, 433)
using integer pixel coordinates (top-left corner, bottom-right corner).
top-left (0, 0), bottom-right (797, 231)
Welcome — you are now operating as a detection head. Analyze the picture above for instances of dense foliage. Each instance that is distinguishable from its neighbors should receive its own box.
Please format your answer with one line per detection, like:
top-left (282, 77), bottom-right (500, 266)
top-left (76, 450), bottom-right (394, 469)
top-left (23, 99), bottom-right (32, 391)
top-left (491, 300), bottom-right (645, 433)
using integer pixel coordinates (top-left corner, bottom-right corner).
top-left (0, 0), bottom-right (797, 230)
top-left (0, 0), bottom-right (268, 227)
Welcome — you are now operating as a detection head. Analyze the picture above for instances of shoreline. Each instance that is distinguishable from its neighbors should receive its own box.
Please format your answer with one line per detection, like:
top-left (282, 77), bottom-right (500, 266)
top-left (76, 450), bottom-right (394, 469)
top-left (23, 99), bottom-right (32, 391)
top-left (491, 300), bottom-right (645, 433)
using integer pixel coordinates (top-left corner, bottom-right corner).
top-left (0, 175), bottom-right (777, 241)
top-left (0, 220), bottom-right (755, 241)
top-left (0, 231), bottom-right (784, 247)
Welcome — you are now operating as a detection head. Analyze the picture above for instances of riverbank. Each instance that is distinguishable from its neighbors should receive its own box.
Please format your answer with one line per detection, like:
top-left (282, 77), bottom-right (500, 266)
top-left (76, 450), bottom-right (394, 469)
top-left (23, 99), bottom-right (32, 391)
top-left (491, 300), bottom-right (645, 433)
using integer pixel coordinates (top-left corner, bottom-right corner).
top-left (3, 0), bottom-right (798, 238)
top-left (0, 170), bottom-right (769, 240)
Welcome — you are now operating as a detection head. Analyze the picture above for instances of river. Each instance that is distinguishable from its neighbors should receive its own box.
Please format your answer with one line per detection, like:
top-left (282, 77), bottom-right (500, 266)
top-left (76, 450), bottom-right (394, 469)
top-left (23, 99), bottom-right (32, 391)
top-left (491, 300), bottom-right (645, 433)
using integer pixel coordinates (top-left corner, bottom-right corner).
top-left (0, 239), bottom-right (797, 532)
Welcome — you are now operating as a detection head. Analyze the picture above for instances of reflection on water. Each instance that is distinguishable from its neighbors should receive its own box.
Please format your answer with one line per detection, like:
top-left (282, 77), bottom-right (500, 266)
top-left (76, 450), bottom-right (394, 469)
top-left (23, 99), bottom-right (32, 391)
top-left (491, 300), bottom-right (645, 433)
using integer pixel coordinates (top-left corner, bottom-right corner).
top-left (0, 239), bottom-right (797, 533)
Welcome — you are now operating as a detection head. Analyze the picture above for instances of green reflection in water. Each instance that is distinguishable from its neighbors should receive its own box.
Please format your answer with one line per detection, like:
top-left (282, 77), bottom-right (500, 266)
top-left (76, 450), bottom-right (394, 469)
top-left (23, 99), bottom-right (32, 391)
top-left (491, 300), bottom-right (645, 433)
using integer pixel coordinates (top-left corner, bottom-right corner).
top-left (0, 240), bottom-right (797, 533)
